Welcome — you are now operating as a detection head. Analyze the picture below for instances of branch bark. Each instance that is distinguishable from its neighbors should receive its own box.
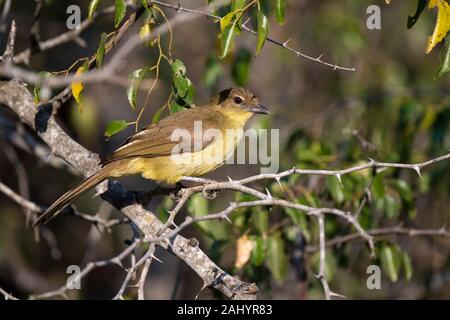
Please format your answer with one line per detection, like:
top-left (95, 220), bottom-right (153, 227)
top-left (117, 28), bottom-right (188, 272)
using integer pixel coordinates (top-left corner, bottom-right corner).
top-left (0, 80), bottom-right (257, 300)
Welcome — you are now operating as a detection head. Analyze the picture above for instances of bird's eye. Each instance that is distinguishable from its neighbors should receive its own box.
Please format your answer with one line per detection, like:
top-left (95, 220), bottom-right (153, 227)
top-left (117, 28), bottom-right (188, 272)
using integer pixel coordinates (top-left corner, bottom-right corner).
top-left (234, 96), bottom-right (243, 105)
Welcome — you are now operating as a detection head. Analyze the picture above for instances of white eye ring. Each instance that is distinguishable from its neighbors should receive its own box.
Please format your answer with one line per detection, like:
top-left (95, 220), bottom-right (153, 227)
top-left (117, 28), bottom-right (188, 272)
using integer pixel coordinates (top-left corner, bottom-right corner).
top-left (234, 96), bottom-right (243, 104)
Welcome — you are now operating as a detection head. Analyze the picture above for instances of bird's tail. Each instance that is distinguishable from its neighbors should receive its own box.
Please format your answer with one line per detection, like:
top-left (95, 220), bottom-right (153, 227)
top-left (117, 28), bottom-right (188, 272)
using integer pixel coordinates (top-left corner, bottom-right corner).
top-left (33, 167), bottom-right (110, 227)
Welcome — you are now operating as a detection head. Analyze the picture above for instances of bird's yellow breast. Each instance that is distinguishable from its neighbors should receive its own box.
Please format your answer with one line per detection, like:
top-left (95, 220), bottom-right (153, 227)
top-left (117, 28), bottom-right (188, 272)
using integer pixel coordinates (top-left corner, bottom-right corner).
top-left (118, 108), bottom-right (253, 184)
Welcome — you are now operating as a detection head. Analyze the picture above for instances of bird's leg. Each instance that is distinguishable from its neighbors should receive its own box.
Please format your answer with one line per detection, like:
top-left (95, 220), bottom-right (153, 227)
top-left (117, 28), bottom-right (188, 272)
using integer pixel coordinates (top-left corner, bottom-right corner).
top-left (124, 221), bottom-right (141, 246)
top-left (202, 187), bottom-right (219, 200)
top-left (169, 182), bottom-right (185, 201)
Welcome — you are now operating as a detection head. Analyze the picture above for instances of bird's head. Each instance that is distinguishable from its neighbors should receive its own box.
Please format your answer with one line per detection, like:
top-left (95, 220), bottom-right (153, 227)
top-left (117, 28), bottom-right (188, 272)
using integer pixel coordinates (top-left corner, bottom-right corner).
top-left (212, 87), bottom-right (270, 115)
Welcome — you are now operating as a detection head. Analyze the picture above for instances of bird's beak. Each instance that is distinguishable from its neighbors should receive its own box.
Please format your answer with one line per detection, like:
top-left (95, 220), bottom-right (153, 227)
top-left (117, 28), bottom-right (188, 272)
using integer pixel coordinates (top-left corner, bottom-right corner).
top-left (247, 104), bottom-right (270, 114)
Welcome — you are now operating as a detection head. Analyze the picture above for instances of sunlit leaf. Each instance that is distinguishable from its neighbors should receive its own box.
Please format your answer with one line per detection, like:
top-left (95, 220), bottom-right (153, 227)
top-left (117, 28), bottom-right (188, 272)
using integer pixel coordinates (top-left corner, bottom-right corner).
top-left (220, 11), bottom-right (237, 32)
top-left (71, 61), bottom-right (88, 106)
top-left (114, 0), bottom-right (126, 27)
top-left (127, 67), bottom-right (150, 110)
top-left (105, 119), bottom-right (130, 138)
top-left (88, 0), bottom-right (100, 19)
top-left (256, 10), bottom-right (269, 55)
top-left (96, 32), bottom-right (107, 68)
top-left (426, 0), bottom-right (450, 54)
top-left (171, 59), bottom-right (187, 77)
top-left (401, 251), bottom-right (413, 281)
top-left (275, 0), bottom-right (286, 25)
top-left (380, 243), bottom-right (401, 282)
top-left (220, 24), bottom-right (237, 59)
top-left (139, 22), bottom-right (152, 45)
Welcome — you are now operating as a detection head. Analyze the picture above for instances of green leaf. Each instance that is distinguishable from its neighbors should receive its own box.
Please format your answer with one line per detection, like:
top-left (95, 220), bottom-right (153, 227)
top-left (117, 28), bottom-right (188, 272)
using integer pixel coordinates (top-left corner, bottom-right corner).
top-left (220, 24), bottom-right (237, 59)
top-left (105, 120), bottom-right (130, 138)
top-left (171, 59), bottom-right (187, 76)
top-left (169, 101), bottom-right (185, 114)
top-left (127, 67), bottom-right (150, 110)
top-left (401, 251), bottom-right (413, 281)
top-left (372, 174), bottom-right (386, 199)
top-left (380, 243), bottom-right (401, 282)
top-left (436, 35), bottom-right (450, 78)
top-left (256, 10), bottom-right (269, 55)
top-left (251, 207), bottom-right (269, 235)
top-left (141, 0), bottom-right (149, 10)
top-left (174, 75), bottom-right (188, 97)
top-left (184, 79), bottom-right (195, 105)
top-left (391, 180), bottom-right (413, 203)
top-left (266, 232), bottom-right (288, 283)
top-left (231, 0), bottom-right (247, 12)
top-left (220, 11), bottom-right (237, 32)
top-left (249, 235), bottom-right (266, 266)
top-left (203, 55), bottom-right (224, 89)
top-left (33, 87), bottom-right (41, 104)
top-left (283, 207), bottom-right (310, 241)
top-left (96, 32), bottom-right (107, 68)
top-left (187, 193), bottom-right (228, 240)
top-left (275, 0), bottom-right (286, 25)
top-left (88, 0), bottom-right (100, 19)
top-left (384, 194), bottom-right (401, 218)
top-left (326, 176), bottom-right (344, 204)
top-left (114, 0), bottom-right (126, 27)
top-left (232, 48), bottom-right (251, 86)
top-left (152, 105), bottom-right (166, 123)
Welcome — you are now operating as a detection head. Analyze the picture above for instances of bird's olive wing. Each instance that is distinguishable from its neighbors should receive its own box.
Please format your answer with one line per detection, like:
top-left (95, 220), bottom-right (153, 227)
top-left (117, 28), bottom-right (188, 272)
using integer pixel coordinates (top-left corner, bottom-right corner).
top-left (101, 108), bottom-right (222, 165)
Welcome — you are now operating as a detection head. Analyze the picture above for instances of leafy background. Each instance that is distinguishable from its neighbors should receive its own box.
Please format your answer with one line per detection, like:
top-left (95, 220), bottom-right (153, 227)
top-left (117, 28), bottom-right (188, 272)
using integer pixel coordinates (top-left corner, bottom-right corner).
top-left (0, 0), bottom-right (449, 299)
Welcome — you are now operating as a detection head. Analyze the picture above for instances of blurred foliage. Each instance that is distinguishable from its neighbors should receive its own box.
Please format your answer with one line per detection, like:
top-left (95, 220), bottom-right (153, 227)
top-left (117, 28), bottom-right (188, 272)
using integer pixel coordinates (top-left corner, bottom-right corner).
top-left (1, 0), bottom-right (450, 299)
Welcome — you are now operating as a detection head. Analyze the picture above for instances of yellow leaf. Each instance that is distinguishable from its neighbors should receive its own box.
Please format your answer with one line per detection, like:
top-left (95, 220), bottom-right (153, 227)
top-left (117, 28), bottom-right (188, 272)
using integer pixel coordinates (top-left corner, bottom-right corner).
top-left (71, 66), bottom-right (85, 104)
top-left (234, 234), bottom-right (253, 269)
top-left (220, 11), bottom-right (237, 32)
top-left (426, 0), bottom-right (450, 54)
top-left (139, 23), bottom-right (151, 42)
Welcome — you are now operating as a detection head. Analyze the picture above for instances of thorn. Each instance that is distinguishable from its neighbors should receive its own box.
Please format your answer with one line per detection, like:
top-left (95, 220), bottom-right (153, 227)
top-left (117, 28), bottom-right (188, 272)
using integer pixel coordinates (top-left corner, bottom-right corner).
top-left (275, 176), bottom-right (285, 192)
top-left (265, 188), bottom-right (272, 199)
top-left (222, 214), bottom-right (232, 224)
top-left (316, 53), bottom-right (324, 60)
top-left (242, 17), bottom-right (251, 27)
top-left (282, 37), bottom-right (292, 47)
top-left (112, 259), bottom-right (123, 268)
top-left (330, 291), bottom-right (347, 299)
top-left (171, 221), bottom-right (178, 228)
top-left (413, 165), bottom-right (422, 179)
top-left (195, 283), bottom-right (208, 300)
top-left (151, 255), bottom-right (163, 263)
top-left (227, 176), bottom-right (233, 182)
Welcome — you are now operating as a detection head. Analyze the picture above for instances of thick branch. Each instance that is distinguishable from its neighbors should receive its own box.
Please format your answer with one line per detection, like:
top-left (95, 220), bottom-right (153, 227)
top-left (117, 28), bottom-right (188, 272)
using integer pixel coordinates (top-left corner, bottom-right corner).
top-left (0, 80), bottom-right (257, 300)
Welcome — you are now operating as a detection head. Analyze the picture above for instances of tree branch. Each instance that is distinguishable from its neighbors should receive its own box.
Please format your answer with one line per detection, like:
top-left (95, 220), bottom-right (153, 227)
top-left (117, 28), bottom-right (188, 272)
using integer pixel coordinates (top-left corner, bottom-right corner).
top-left (0, 80), bottom-right (257, 300)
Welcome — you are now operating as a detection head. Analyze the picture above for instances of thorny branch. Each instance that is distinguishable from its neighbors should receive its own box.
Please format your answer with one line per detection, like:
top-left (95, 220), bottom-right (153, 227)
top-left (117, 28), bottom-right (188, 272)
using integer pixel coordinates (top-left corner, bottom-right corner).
top-left (0, 0), bottom-right (449, 301)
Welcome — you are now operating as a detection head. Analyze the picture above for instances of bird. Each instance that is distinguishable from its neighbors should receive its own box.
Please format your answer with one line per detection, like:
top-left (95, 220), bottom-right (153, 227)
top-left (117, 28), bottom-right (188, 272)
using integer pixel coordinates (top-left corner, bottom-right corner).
top-left (33, 87), bottom-right (269, 227)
